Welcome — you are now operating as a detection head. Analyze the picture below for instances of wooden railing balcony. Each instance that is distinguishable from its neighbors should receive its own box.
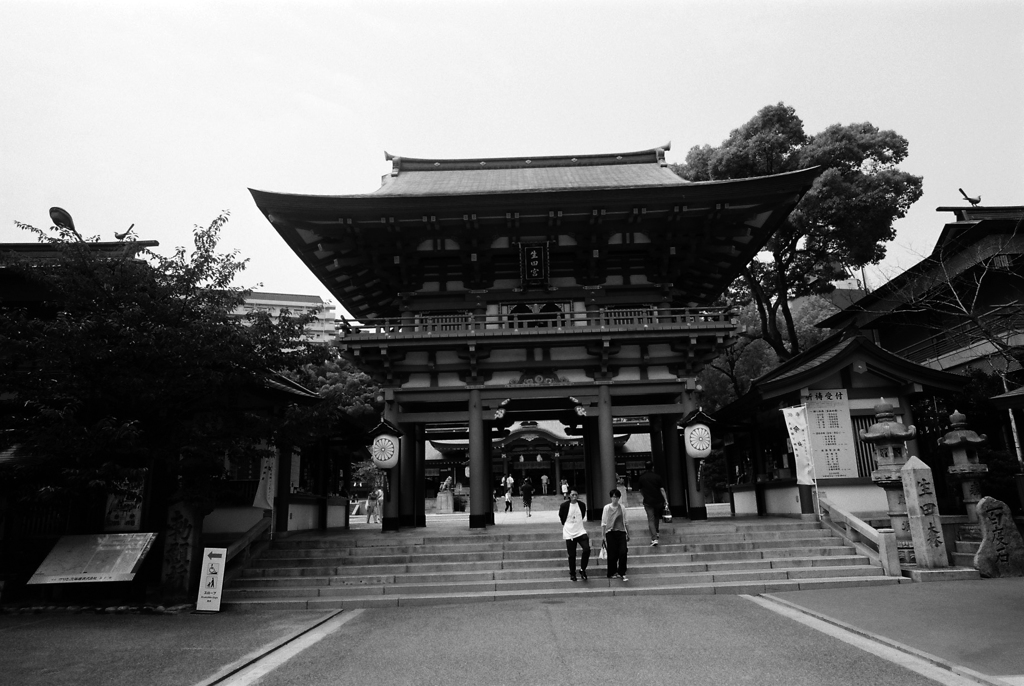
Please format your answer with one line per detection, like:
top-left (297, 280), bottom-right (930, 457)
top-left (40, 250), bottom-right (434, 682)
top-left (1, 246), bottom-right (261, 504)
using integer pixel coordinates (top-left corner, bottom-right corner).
top-left (339, 307), bottom-right (735, 339)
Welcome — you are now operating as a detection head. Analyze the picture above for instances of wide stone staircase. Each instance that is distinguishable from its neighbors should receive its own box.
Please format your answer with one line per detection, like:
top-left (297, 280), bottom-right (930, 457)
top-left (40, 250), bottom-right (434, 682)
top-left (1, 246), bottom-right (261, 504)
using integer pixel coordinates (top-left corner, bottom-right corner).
top-left (222, 517), bottom-right (907, 611)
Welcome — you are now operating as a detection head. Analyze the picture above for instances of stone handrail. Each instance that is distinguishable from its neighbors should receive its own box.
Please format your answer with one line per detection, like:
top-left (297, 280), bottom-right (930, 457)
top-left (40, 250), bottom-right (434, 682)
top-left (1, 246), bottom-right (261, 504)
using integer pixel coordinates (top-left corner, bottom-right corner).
top-left (818, 497), bottom-right (901, 577)
top-left (225, 515), bottom-right (272, 565)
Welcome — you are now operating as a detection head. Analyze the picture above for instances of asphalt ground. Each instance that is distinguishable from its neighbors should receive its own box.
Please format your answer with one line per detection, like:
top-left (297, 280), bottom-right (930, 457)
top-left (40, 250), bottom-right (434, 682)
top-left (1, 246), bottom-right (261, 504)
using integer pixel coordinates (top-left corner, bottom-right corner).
top-left (3, 592), bottom-right (1014, 686)
top-left (4, 506), bottom-right (1021, 685)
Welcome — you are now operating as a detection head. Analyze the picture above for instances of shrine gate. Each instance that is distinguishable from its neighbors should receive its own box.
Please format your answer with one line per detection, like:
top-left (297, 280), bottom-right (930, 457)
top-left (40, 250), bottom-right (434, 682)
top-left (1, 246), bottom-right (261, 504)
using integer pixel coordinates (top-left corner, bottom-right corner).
top-left (251, 145), bottom-right (819, 529)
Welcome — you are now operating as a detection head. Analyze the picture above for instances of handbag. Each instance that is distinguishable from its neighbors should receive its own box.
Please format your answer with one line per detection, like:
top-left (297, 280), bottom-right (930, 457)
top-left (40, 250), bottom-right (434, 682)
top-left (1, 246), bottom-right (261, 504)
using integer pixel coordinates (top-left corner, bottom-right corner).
top-left (662, 504), bottom-right (673, 523)
top-left (598, 542), bottom-right (608, 560)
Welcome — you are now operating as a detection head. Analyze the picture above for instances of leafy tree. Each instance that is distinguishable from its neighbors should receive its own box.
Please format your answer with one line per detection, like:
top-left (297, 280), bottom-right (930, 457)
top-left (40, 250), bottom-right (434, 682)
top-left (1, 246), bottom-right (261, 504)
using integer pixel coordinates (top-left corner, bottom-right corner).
top-left (280, 357), bottom-right (383, 495)
top-left (0, 214), bottom-right (329, 512)
top-left (674, 103), bottom-right (922, 360)
top-left (281, 357), bottom-right (381, 445)
top-left (697, 295), bottom-right (839, 411)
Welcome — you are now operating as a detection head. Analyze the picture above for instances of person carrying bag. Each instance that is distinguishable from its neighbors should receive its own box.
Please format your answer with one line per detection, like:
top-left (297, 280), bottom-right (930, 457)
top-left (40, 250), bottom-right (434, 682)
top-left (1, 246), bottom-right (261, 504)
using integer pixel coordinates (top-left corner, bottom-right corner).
top-left (601, 487), bottom-right (630, 581)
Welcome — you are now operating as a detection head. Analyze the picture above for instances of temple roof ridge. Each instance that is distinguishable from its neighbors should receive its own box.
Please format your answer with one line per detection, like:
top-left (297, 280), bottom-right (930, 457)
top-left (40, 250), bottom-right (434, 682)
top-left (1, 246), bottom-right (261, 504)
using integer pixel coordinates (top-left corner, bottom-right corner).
top-left (383, 143), bottom-right (672, 173)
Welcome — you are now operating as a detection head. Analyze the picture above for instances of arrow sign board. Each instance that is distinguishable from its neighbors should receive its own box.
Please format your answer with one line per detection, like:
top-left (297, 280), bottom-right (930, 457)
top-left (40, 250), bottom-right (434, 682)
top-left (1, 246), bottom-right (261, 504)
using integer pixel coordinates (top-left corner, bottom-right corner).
top-left (196, 547), bottom-right (227, 612)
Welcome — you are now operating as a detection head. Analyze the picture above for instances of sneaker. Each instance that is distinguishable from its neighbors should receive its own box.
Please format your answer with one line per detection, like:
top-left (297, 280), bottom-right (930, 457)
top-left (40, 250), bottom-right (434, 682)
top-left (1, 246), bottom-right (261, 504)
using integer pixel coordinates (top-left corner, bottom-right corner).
top-left (570, 575), bottom-right (577, 582)
top-left (650, 540), bottom-right (659, 547)
top-left (580, 569), bottom-right (588, 581)
top-left (621, 575), bottom-right (629, 582)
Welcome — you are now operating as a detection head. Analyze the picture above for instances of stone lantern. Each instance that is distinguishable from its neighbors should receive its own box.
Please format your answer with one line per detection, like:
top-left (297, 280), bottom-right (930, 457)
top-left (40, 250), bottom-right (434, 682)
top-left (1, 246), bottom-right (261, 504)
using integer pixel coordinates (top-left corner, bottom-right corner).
top-left (938, 410), bottom-right (988, 540)
top-left (859, 399), bottom-right (917, 564)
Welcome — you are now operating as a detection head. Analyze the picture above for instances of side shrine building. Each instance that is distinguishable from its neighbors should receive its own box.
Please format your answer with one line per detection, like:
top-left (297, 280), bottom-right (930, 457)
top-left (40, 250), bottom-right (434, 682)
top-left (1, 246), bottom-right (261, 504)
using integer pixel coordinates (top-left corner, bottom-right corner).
top-left (251, 145), bottom-right (820, 529)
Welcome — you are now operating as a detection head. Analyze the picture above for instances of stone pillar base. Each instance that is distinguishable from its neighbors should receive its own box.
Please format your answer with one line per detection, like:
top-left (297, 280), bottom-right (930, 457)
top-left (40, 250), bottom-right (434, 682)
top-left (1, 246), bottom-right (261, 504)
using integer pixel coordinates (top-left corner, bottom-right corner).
top-left (469, 514), bottom-right (488, 529)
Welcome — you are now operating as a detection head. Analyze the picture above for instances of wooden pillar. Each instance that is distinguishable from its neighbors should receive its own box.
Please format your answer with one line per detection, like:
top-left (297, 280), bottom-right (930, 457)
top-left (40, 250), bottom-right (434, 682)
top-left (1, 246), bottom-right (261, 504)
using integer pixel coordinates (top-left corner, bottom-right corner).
top-left (584, 417), bottom-right (599, 517)
top-left (399, 424), bottom-right (416, 528)
top-left (274, 444), bottom-right (291, 534)
top-left (317, 441), bottom-right (328, 530)
top-left (468, 389), bottom-right (488, 529)
top-left (751, 417), bottom-right (767, 516)
top-left (649, 416), bottom-right (666, 477)
top-left (415, 424), bottom-right (426, 527)
top-left (662, 415), bottom-right (690, 518)
top-left (597, 384), bottom-right (616, 517)
top-left (381, 404), bottom-right (401, 532)
top-left (485, 421), bottom-right (495, 526)
top-left (381, 458), bottom-right (401, 532)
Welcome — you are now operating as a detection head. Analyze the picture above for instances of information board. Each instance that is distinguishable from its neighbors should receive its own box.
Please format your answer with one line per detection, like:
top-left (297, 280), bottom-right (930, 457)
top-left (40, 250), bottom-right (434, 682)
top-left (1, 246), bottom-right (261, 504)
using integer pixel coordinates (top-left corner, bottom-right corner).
top-left (27, 533), bottom-right (158, 584)
top-left (806, 389), bottom-right (859, 479)
top-left (196, 548), bottom-right (227, 612)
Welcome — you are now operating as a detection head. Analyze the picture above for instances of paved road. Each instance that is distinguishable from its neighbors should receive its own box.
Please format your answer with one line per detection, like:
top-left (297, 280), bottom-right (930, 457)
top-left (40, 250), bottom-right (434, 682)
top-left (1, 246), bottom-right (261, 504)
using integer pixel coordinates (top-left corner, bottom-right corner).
top-left (0, 594), bottom-right (996, 686)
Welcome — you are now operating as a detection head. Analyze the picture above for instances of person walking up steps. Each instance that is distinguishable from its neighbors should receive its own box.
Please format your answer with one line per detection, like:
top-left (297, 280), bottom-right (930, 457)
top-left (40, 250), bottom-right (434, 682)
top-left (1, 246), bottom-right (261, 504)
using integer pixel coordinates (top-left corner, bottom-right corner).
top-left (521, 478), bottom-right (534, 516)
top-left (637, 461), bottom-right (668, 546)
top-left (504, 488), bottom-right (513, 512)
top-left (559, 490), bottom-right (590, 581)
top-left (601, 488), bottom-right (630, 581)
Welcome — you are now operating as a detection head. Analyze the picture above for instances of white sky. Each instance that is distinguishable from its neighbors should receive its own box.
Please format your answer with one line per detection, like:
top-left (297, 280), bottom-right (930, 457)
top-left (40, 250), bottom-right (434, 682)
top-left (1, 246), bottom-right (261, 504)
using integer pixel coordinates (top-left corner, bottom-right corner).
top-left (2, 1), bottom-right (1021, 318)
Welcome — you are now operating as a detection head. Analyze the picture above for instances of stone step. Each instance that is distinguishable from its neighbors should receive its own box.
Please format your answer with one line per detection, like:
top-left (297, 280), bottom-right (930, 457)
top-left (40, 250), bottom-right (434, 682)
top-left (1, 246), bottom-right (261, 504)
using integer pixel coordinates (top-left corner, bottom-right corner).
top-left (955, 540), bottom-right (981, 554)
top-left (268, 520), bottom-right (827, 550)
top-left (225, 564), bottom-right (887, 601)
top-left (232, 555), bottom-right (870, 591)
top-left (241, 545), bottom-right (858, 578)
top-left (221, 518), bottom-right (890, 611)
top-left (252, 536), bottom-right (845, 568)
top-left (222, 575), bottom-right (906, 612)
top-left (260, 528), bottom-right (837, 559)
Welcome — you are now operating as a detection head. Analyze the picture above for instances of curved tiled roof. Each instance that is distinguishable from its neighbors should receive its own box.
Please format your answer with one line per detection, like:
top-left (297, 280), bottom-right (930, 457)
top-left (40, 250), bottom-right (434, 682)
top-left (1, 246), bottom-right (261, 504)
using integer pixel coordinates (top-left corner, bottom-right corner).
top-left (374, 145), bottom-right (685, 196)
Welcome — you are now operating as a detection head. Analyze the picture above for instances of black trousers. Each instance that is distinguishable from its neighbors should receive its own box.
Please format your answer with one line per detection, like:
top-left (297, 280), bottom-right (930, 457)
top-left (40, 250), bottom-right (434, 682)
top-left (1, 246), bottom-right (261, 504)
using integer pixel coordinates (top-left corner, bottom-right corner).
top-left (565, 534), bottom-right (590, 576)
top-left (605, 530), bottom-right (628, 577)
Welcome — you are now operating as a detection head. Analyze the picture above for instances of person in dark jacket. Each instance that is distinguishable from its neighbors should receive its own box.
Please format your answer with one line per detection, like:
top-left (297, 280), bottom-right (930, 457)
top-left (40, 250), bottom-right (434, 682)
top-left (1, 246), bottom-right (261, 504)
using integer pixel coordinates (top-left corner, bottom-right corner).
top-left (636, 461), bottom-right (668, 546)
top-left (558, 490), bottom-right (590, 581)
top-left (521, 478), bottom-right (534, 517)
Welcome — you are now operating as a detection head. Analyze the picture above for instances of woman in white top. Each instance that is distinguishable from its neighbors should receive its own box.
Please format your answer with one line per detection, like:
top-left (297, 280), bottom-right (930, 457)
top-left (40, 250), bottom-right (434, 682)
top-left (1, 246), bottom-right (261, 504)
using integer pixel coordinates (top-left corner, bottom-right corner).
top-left (558, 491), bottom-right (590, 581)
top-left (601, 488), bottom-right (630, 580)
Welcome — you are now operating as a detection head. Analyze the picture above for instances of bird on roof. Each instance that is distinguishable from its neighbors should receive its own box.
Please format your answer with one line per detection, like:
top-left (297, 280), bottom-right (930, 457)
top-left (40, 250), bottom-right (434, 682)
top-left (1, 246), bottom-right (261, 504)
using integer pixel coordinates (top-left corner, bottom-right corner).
top-left (959, 188), bottom-right (981, 206)
top-left (49, 206), bottom-right (84, 242)
top-left (114, 224), bottom-right (136, 241)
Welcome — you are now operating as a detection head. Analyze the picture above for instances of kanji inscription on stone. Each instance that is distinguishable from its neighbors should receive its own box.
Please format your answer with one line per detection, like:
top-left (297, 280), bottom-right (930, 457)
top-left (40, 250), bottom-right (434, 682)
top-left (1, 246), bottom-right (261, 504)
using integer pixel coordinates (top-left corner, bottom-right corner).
top-left (975, 496), bottom-right (1024, 578)
top-left (901, 456), bottom-right (949, 569)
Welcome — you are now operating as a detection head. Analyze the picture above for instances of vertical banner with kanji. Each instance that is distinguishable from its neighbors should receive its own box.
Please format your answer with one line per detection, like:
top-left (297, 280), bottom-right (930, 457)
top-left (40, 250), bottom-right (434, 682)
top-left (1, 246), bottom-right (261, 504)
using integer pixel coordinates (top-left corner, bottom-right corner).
top-left (252, 454), bottom-right (276, 510)
top-left (519, 242), bottom-right (548, 287)
top-left (806, 389), bottom-right (859, 479)
top-left (782, 405), bottom-right (815, 485)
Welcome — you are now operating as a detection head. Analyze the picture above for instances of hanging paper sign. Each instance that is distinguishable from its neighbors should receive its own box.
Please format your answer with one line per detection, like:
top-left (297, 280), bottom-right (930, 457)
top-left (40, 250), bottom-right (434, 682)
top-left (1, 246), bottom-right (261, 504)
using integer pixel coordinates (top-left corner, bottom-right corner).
top-left (369, 433), bottom-right (400, 469)
top-left (252, 455), bottom-right (276, 509)
top-left (684, 423), bottom-right (712, 459)
top-left (782, 405), bottom-right (815, 485)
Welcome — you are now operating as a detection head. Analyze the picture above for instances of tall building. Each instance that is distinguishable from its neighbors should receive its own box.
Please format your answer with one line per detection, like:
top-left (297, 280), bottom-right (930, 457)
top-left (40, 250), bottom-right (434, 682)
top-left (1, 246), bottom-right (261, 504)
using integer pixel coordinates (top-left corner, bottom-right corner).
top-left (237, 291), bottom-right (337, 343)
